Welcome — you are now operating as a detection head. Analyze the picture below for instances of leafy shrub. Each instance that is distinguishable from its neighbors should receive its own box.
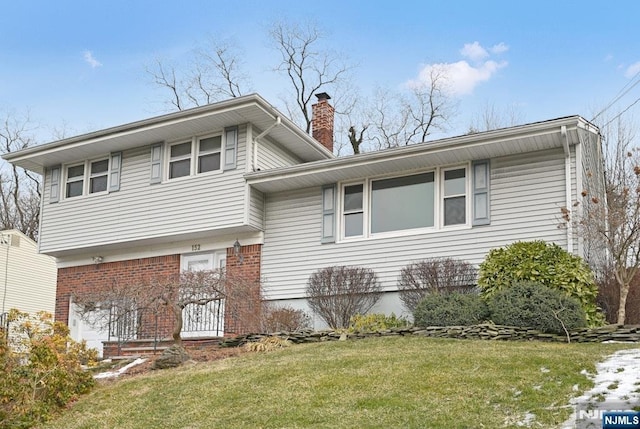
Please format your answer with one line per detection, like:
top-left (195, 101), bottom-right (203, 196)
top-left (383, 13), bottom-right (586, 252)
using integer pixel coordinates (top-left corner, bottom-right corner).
top-left (477, 240), bottom-right (603, 326)
top-left (0, 310), bottom-right (96, 428)
top-left (261, 304), bottom-right (311, 332)
top-left (306, 266), bottom-right (382, 329)
top-left (488, 281), bottom-right (587, 334)
top-left (348, 313), bottom-right (409, 332)
top-left (413, 293), bottom-right (489, 327)
top-left (398, 258), bottom-right (477, 312)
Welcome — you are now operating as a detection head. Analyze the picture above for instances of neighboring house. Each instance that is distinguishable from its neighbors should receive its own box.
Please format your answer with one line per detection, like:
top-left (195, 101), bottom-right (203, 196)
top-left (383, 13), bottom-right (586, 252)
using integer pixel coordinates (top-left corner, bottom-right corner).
top-left (0, 229), bottom-right (57, 317)
top-left (3, 93), bottom-right (605, 355)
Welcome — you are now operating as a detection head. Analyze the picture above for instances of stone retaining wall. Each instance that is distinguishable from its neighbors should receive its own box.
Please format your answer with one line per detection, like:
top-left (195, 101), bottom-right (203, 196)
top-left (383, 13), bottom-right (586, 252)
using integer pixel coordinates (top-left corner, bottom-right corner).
top-left (220, 324), bottom-right (640, 347)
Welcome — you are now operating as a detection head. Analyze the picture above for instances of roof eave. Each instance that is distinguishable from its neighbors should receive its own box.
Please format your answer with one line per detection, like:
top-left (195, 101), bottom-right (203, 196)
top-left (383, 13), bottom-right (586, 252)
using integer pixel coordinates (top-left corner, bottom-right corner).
top-left (3, 93), bottom-right (334, 173)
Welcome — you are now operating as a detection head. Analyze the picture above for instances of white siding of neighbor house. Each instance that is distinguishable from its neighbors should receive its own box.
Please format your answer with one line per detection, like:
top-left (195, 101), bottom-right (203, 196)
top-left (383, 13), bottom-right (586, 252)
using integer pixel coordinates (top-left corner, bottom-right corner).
top-left (0, 231), bottom-right (56, 316)
top-left (261, 148), bottom-right (569, 300)
top-left (39, 126), bottom-right (249, 253)
top-left (256, 137), bottom-right (302, 170)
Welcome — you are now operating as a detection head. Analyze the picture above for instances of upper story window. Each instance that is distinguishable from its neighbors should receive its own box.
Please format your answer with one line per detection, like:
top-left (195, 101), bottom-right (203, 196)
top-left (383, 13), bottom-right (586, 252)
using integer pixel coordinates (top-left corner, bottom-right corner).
top-left (89, 159), bottom-right (109, 193)
top-left (65, 164), bottom-right (85, 198)
top-left (54, 152), bottom-right (122, 201)
top-left (169, 142), bottom-right (192, 179)
top-left (161, 130), bottom-right (235, 182)
top-left (198, 136), bottom-right (222, 173)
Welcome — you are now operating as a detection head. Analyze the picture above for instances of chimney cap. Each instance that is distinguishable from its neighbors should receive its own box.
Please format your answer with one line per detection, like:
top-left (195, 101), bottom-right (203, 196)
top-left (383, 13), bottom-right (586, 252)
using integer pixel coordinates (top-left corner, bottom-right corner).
top-left (315, 92), bottom-right (331, 101)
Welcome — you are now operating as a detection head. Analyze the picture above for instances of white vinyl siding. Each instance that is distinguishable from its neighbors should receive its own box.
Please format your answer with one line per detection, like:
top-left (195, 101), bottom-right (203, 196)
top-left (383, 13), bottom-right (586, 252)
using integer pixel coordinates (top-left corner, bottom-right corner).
top-left (39, 126), bottom-right (249, 253)
top-left (248, 188), bottom-right (265, 230)
top-left (0, 231), bottom-right (56, 316)
top-left (261, 149), bottom-right (568, 300)
top-left (256, 137), bottom-right (302, 170)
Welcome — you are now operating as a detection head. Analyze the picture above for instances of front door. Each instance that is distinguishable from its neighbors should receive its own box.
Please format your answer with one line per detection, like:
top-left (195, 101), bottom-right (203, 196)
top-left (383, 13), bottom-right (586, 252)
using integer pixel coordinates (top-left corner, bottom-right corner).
top-left (181, 252), bottom-right (226, 337)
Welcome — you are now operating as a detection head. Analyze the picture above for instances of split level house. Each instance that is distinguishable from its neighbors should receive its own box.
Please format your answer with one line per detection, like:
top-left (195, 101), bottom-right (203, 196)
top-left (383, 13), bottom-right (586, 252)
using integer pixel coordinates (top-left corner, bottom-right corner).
top-left (3, 93), bottom-right (605, 356)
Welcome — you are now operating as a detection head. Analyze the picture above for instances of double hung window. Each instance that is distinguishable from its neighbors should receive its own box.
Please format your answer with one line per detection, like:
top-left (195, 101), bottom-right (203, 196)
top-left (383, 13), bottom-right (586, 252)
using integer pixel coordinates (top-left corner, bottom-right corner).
top-left (197, 136), bottom-right (222, 173)
top-left (65, 164), bottom-right (85, 198)
top-left (160, 129), bottom-right (236, 182)
top-left (58, 152), bottom-right (122, 200)
top-left (169, 142), bottom-right (192, 179)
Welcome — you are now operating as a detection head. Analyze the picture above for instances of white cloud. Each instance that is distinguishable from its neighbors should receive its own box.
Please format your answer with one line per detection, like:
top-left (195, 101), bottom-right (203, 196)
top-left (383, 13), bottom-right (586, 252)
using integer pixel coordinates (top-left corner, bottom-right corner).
top-left (83, 51), bottom-right (102, 68)
top-left (460, 41), bottom-right (488, 62)
top-left (625, 61), bottom-right (640, 78)
top-left (490, 42), bottom-right (509, 55)
top-left (409, 41), bottom-right (509, 96)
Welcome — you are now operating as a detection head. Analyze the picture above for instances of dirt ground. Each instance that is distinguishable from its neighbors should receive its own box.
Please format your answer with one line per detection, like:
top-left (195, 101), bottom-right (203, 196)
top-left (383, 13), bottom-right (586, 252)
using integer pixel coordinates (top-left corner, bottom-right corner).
top-left (102, 346), bottom-right (247, 378)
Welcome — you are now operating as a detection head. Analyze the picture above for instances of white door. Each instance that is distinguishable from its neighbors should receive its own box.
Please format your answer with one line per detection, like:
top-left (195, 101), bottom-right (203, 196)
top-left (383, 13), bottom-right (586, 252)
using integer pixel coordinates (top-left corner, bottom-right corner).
top-left (181, 252), bottom-right (226, 337)
top-left (68, 298), bottom-right (110, 358)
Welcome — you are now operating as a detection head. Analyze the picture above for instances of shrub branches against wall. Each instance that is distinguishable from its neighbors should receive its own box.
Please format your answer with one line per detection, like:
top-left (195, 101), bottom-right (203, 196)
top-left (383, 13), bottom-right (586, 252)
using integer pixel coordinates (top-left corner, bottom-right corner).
top-left (306, 266), bottom-right (382, 329)
top-left (398, 258), bottom-right (478, 312)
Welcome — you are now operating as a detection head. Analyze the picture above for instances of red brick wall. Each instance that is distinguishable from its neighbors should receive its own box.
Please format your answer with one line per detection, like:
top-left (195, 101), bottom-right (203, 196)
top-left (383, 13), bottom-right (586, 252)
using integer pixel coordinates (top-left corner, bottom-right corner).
top-left (56, 245), bottom-right (263, 343)
top-left (56, 255), bottom-right (181, 339)
top-left (225, 244), bottom-right (262, 335)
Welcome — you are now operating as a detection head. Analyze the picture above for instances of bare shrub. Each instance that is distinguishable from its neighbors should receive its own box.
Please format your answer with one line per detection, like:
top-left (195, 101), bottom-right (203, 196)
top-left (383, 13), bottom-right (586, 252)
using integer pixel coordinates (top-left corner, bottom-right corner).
top-left (306, 266), bottom-right (382, 329)
top-left (261, 304), bottom-right (311, 333)
top-left (398, 258), bottom-right (477, 312)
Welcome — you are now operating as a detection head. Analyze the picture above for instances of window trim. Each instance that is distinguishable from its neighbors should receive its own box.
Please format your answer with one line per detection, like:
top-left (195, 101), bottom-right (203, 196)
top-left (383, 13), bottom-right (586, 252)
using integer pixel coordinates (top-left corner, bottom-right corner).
top-left (88, 158), bottom-right (110, 195)
top-left (168, 141), bottom-right (193, 180)
top-left (64, 162), bottom-right (86, 199)
top-left (441, 166), bottom-right (468, 227)
top-left (341, 181), bottom-right (366, 239)
top-left (164, 132), bottom-right (227, 181)
top-left (60, 153), bottom-right (121, 201)
top-left (336, 165), bottom-right (471, 241)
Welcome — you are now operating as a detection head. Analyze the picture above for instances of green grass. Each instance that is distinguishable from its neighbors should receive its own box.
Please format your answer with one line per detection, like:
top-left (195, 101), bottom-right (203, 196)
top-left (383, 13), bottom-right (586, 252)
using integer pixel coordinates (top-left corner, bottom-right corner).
top-left (41, 337), bottom-right (636, 429)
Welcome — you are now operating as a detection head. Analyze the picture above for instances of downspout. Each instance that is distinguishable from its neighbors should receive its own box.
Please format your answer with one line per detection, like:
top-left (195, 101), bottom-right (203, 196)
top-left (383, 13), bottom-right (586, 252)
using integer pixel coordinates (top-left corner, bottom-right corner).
top-left (561, 125), bottom-right (573, 254)
top-left (252, 116), bottom-right (281, 171)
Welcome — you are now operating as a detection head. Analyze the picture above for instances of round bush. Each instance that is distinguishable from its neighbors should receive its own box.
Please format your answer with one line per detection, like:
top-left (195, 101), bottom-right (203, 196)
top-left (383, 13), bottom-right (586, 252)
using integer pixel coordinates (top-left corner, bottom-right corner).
top-left (413, 293), bottom-right (489, 327)
top-left (477, 240), bottom-right (603, 326)
top-left (489, 281), bottom-right (587, 334)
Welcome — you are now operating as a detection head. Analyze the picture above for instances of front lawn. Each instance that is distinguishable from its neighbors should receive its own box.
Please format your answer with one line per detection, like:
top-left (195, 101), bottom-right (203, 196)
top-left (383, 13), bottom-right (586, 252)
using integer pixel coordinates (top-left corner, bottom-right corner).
top-left (41, 337), bottom-right (636, 429)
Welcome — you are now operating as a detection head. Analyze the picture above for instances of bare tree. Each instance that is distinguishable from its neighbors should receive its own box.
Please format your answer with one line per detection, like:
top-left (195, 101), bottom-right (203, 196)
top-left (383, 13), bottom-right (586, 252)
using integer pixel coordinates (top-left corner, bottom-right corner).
top-left (570, 116), bottom-right (640, 324)
top-left (0, 112), bottom-right (41, 240)
top-left (366, 70), bottom-right (455, 151)
top-left (467, 101), bottom-right (525, 133)
top-left (74, 268), bottom-right (260, 345)
top-left (269, 21), bottom-right (352, 133)
top-left (147, 38), bottom-right (250, 111)
top-left (397, 258), bottom-right (478, 313)
top-left (306, 265), bottom-right (382, 329)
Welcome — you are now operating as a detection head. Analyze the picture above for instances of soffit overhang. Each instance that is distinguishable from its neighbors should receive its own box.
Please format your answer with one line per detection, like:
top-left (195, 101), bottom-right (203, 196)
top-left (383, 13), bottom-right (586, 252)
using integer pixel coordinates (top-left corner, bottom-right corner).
top-left (246, 116), bottom-right (599, 193)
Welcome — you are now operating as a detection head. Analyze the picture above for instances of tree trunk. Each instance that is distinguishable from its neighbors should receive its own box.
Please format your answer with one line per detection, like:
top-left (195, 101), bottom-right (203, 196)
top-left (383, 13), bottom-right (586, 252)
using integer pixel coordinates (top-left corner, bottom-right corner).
top-left (617, 281), bottom-right (630, 325)
top-left (172, 304), bottom-right (183, 345)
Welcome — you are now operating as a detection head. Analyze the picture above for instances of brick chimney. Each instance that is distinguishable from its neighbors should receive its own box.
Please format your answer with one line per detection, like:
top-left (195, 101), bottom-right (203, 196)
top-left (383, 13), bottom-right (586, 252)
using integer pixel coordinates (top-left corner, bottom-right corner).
top-left (311, 92), bottom-right (334, 153)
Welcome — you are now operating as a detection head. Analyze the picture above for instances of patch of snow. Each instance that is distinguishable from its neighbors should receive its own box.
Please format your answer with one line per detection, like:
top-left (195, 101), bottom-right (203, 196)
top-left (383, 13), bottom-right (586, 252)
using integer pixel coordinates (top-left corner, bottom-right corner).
top-left (93, 358), bottom-right (147, 379)
top-left (561, 348), bottom-right (640, 428)
top-left (516, 412), bottom-right (536, 427)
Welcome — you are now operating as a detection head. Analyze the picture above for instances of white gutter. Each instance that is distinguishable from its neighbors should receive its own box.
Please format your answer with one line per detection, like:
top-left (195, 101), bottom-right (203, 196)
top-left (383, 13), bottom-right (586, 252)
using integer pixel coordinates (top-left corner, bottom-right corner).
top-left (252, 116), bottom-right (281, 171)
top-left (561, 125), bottom-right (573, 254)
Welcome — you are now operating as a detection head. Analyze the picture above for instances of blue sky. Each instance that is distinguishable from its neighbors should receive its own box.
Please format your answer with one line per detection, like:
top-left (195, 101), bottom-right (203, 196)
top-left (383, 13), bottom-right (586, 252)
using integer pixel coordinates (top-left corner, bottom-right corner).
top-left (2, 0), bottom-right (640, 144)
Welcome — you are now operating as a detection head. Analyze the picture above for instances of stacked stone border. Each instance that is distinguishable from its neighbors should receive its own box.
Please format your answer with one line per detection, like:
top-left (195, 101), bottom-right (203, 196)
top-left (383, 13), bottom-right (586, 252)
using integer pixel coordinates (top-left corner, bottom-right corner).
top-left (220, 324), bottom-right (640, 347)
